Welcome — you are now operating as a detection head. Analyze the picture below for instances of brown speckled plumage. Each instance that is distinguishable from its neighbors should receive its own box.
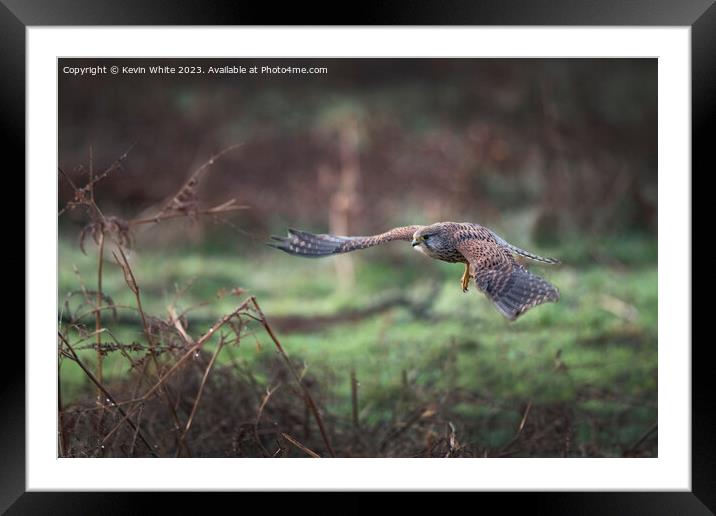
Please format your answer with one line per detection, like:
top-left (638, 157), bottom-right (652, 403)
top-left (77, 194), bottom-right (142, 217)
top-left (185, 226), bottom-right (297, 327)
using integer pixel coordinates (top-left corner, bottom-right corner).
top-left (270, 222), bottom-right (560, 321)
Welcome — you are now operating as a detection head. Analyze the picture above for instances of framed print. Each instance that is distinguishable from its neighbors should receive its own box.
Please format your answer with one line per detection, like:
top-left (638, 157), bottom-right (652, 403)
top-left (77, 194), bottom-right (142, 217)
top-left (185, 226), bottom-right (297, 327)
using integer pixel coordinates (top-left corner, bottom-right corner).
top-left (6, 0), bottom-right (708, 512)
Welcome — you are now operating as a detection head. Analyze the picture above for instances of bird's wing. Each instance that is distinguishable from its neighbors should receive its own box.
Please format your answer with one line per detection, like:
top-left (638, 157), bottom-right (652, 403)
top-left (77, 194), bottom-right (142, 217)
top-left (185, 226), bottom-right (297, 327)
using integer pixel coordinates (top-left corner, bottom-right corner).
top-left (455, 237), bottom-right (560, 320)
top-left (269, 225), bottom-right (423, 257)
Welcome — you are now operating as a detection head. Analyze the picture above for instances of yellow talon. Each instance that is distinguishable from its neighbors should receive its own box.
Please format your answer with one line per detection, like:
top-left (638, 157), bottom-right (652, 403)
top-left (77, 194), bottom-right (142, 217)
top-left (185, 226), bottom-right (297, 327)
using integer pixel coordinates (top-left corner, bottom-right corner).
top-left (460, 263), bottom-right (470, 293)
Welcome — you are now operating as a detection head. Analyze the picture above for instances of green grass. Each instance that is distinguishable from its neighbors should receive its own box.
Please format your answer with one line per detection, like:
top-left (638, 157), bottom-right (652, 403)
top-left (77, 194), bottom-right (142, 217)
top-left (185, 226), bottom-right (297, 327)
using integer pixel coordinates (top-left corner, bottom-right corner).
top-left (58, 233), bottom-right (657, 456)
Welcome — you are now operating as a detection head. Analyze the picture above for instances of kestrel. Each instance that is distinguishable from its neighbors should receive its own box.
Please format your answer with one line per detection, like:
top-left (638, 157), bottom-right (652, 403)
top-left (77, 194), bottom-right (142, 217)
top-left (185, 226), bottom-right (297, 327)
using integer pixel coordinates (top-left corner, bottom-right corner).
top-left (269, 222), bottom-right (560, 321)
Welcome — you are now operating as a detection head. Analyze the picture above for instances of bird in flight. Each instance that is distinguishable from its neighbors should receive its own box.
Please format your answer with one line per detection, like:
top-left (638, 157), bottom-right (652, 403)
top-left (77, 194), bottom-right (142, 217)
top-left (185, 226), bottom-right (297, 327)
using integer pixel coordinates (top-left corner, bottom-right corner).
top-left (269, 222), bottom-right (560, 321)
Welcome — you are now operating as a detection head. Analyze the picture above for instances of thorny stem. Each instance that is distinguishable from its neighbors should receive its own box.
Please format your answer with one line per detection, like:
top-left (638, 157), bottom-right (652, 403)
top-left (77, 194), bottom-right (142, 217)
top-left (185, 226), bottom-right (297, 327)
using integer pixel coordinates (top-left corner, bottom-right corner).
top-left (351, 368), bottom-right (360, 433)
top-left (177, 337), bottom-right (226, 456)
top-left (89, 145), bottom-right (94, 203)
top-left (129, 405), bottom-right (145, 456)
top-left (379, 407), bottom-right (426, 452)
top-left (250, 297), bottom-right (336, 458)
top-left (95, 231), bottom-right (105, 401)
top-left (281, 433), bottom-right (321, 458)
top-left (93, 300), bottom-right (253, 454)
top-left (58, 332), bottom-right (158, 457)
top-left (498, 400), bottom-right (533, 456)
top-left (150, 300), bottom-right (250, 396)
top-left (113, 245), bottom-right (190, 456)
top-left (254, 383), bottom-right (281, 457)
top-left (127, 203), bottom-right (249, 227)
top-left (58, 360), bottom-right (66, 457)
top-left (113, 247), bottom-right (152, 348)
top-left (152, 143), bottom-right (244, 220)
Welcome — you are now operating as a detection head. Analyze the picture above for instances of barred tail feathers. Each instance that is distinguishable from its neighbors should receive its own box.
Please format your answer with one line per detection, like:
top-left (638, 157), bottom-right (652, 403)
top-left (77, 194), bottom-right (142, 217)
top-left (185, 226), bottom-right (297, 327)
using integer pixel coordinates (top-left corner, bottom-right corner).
top-left (487, 266), bottom-right (560, 321)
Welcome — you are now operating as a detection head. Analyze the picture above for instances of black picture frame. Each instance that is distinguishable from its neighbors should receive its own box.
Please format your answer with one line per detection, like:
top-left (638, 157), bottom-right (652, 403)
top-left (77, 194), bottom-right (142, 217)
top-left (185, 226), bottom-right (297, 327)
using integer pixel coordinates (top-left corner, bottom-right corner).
top-left (5, 0), bottom-right (707, 512)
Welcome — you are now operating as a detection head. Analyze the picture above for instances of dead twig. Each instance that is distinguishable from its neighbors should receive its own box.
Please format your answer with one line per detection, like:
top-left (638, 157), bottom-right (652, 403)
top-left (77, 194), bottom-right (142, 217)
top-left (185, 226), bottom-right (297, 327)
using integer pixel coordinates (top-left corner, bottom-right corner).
top-left (624, 422), bottom-right (657, 456)
top-left (148, 143), bottom-right (244, 222)
top-left (498, 400), bottom-right (533, 456)
top-left (59, 142), bottom-right (135, 218)
top-left (127, 200), bottom-right (249, 227)
top-left (129, 405), bottom-right (145, 457)
top-left (250, 297), bottom-right (336, 458)
top-left (112, 245), bottom-right (191, 456)
top-left (168, 306), bottom-right (195, 346)
top-left (380, 406), bottom-right (433, 453)
top-left (254, 383), bottom-right (282, 457)
top-left (58, 360), bottom-right (67, 457)
top-left (58, 332), bottom-right (158, 457)
top-left (351, 368), bottom-right (360, 435)
top-left (110, 298), bottom-right (252, 439)
top-left (94, 231), bottom-right (105, 401)
top-left (177, 337), bottom-right (226, 456)
top-left (281, 433), bottom-right (321, 458)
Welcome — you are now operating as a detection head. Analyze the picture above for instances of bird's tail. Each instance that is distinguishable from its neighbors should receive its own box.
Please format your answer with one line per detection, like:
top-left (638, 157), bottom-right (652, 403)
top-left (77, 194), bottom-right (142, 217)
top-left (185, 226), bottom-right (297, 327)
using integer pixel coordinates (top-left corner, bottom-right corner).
top-left (489, 267), bottom-right (560, 321)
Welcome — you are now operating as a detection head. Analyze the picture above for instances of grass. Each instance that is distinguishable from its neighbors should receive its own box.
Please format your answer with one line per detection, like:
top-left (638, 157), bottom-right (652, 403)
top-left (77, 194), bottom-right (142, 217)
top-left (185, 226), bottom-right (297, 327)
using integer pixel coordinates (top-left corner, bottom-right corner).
top-left (58, 231), bottom-right (657, 457)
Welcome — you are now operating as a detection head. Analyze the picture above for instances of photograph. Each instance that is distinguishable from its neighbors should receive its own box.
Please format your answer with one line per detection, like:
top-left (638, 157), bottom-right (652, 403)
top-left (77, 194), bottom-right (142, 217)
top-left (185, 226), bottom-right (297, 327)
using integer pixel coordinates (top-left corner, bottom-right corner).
top-left (56, 57), bottom-right (658, 459)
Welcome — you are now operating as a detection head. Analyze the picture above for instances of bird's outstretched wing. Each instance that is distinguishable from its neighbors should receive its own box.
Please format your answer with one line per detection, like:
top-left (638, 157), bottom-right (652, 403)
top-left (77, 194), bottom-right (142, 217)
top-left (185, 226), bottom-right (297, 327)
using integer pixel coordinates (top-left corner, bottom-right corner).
top-left (269, 225), bottom-right (423, 257)
top-left (455, 237), bottom-right (560, 321)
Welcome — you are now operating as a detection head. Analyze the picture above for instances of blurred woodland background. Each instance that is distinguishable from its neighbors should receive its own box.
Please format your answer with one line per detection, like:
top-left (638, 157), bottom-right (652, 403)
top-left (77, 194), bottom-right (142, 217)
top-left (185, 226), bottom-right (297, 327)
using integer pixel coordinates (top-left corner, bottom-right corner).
top-left (58, 58), bottom-right (657, 458)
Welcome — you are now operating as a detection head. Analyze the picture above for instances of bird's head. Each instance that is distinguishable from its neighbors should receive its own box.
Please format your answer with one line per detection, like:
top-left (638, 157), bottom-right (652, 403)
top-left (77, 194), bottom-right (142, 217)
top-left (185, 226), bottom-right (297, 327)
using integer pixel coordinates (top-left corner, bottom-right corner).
top-left (411, 225), bottom-right (445, 253)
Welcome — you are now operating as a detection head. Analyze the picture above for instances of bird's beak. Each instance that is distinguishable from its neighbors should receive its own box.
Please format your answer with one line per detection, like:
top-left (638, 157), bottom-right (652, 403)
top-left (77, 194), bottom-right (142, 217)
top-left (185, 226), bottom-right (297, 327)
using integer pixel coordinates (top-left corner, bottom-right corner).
top-left (411, 236), bottom-right (423, 247)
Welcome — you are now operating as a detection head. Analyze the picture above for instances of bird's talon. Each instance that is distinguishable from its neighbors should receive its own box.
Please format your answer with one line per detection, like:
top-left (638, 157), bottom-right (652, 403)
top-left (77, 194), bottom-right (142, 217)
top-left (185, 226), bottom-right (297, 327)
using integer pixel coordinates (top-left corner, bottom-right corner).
top-left (460, 263), bottom-right (471, 293)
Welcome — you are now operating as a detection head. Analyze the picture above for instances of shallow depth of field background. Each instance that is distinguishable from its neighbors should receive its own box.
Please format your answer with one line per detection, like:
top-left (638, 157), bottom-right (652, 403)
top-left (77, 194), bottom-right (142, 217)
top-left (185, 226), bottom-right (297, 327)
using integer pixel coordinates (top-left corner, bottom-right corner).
top-left (58, 58), bottom-right (657, 458)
